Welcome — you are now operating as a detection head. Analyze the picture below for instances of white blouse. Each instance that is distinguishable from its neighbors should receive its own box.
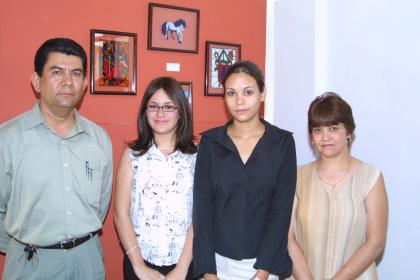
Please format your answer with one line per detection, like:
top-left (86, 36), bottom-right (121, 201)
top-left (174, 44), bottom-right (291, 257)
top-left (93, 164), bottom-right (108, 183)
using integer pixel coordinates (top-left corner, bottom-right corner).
top-left (129, 144), bottom-right (196, 266)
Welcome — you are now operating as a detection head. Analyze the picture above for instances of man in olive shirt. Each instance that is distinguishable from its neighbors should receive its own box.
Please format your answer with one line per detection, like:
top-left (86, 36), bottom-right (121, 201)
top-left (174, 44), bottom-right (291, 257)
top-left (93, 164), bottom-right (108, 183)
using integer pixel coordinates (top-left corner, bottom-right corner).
top-left (0, 38), bottom-right (113, 279)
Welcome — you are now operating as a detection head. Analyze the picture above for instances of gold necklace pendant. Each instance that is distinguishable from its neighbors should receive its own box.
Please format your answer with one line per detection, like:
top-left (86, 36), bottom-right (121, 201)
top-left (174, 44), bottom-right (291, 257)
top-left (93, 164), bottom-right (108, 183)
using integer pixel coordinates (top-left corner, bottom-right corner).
top-left (316, 161), bottom-right (352, 191)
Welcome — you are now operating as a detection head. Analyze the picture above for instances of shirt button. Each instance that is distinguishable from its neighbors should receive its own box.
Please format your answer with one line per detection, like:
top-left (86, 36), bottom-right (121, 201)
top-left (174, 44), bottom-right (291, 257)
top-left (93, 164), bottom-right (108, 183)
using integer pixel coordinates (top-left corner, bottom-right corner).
top-left (65, 187), bottom-right (70, 191)
top-left (64, 163), bottom-right (68, 168)
top-left (67, 211), bottom-right (72, 215)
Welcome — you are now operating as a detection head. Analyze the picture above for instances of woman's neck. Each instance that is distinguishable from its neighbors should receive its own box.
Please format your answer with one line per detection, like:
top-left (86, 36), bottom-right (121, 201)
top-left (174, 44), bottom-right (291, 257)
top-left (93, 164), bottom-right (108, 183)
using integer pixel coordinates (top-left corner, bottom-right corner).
top-left (154, 133), bottom-right (176, 149)
top-left (229, 117), bottom-right (265, 139)
top-left (317, 151), bottom-right (353, 171)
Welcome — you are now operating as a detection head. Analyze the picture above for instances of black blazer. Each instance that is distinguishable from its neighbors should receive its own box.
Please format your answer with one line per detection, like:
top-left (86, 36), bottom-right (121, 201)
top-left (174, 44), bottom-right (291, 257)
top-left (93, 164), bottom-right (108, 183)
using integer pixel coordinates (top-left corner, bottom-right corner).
top-left (193, 119), bottom-right (296, 277)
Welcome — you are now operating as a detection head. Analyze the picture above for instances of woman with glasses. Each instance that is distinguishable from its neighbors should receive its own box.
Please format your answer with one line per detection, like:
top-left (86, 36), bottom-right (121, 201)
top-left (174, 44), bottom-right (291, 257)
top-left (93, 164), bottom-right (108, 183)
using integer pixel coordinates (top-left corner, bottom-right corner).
top-left (114, 77), bottom-right (197, 280)
top-left (193, 61), bottom-right (296, 280)
top-left (287, 93), bottom-right (388, 280)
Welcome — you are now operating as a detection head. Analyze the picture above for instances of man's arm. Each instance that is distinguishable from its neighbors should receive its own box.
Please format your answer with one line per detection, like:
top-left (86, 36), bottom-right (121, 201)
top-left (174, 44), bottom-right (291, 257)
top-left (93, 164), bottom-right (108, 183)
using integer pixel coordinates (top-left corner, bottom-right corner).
top-left (99, 134), bottom-right (113, 222)
top-left (0, 145), bottom-right (11, 252)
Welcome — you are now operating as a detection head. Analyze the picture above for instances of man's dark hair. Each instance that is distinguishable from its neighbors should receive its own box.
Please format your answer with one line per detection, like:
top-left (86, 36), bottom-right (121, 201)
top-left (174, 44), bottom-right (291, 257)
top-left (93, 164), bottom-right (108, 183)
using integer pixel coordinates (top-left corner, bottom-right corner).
top-left (34, 38), bottom-right (87, 77)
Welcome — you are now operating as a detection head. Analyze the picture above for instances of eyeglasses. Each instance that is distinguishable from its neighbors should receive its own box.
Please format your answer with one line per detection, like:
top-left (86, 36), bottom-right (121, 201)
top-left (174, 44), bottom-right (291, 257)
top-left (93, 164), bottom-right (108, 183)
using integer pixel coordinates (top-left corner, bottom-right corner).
top-left (147, 104), bottom-right (178, 112)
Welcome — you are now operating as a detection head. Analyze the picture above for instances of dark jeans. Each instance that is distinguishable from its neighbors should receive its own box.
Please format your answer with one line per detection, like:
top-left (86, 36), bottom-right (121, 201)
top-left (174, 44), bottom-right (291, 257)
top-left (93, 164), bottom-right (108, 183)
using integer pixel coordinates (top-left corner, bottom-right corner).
top-left (123, 254), bottom-right (194, 280)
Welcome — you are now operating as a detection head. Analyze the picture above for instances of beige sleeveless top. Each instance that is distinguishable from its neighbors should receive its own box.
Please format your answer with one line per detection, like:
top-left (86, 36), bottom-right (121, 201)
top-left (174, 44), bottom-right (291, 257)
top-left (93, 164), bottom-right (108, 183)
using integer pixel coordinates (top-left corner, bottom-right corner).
top-left (291, 161), bottom-right (380, 280)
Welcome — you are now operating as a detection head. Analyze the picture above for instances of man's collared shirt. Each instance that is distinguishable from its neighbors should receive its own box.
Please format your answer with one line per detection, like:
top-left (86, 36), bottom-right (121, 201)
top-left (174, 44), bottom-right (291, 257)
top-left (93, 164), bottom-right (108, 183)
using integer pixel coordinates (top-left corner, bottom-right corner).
top-left (0, 102), bottom-right (113, 251)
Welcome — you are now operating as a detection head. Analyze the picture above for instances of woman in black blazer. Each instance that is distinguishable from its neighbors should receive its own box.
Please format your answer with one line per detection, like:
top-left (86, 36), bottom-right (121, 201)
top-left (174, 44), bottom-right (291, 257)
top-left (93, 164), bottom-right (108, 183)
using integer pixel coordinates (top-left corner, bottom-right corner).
top-left (193, 61), bottom-right (297, 280)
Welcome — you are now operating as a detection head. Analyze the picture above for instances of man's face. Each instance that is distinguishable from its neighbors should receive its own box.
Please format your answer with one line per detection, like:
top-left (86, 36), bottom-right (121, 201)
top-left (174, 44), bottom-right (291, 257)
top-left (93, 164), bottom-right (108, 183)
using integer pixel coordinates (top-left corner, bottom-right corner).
top-left (32, 52), bottom-right (87, 113)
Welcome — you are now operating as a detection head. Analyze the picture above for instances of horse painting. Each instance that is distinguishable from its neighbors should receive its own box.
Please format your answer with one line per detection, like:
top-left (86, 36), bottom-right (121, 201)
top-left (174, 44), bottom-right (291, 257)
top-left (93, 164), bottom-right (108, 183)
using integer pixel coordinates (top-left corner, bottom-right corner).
top-left (161, 19), bottom-right (187, 44)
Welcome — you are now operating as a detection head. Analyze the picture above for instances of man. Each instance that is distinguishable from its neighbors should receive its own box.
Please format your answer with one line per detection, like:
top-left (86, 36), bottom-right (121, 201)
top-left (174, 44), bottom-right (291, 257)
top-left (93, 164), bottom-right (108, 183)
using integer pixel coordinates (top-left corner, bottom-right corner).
top-left (0, 38), bottom-right (113, 279)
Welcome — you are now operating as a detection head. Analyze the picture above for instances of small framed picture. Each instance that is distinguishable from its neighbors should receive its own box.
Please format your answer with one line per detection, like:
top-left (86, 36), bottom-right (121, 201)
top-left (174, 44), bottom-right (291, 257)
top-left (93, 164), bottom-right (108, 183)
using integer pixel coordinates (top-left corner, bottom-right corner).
top-left (179, 81), bottom-right (193, 109)
top-left (148, 3), bottom-right (199, 53)
top-left (90, 29), bottom-right (137, 95)
top-left (205, 41), bottom-right (241, 96)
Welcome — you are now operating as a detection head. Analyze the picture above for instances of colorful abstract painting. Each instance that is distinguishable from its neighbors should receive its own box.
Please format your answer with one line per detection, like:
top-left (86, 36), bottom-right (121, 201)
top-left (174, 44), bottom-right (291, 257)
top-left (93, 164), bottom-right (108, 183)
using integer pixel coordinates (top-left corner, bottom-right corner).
top-left (99, 40), bottom-right (130, 87)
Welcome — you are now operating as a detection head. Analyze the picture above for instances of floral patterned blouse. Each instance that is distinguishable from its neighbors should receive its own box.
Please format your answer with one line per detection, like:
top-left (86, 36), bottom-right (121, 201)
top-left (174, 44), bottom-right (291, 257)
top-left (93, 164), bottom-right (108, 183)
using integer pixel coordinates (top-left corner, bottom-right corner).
top-left (129, 144), bottom-right (196, 266)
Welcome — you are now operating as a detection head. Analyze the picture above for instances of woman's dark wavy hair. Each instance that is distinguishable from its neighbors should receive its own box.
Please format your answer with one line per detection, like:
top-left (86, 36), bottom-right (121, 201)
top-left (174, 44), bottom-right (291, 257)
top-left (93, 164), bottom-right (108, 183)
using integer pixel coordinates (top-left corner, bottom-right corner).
top-left (308, 92), bottom-right (356, 144)
top-left (129, 77), bottom-right (196, 156)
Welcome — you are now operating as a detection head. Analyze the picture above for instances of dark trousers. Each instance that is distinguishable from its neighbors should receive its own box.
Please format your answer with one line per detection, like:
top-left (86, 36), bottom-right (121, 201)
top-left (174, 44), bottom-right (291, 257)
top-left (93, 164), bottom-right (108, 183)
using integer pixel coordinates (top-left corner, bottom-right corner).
top-left (123, 254), bottom-right (194, 280)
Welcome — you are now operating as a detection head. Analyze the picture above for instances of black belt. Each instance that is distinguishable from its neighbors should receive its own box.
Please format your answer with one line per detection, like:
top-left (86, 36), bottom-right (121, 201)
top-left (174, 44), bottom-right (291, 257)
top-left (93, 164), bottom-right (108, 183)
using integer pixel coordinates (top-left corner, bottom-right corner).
top-left (38, 230), bottom-right (98, 250)
top-left (15, 230), bottom-right (99, 260)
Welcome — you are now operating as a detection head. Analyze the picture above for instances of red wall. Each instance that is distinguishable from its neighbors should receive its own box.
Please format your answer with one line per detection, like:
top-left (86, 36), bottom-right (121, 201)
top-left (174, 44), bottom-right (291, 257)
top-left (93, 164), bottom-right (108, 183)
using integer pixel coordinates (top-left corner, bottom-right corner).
top-left (0, 0), bottom-right (266, 278)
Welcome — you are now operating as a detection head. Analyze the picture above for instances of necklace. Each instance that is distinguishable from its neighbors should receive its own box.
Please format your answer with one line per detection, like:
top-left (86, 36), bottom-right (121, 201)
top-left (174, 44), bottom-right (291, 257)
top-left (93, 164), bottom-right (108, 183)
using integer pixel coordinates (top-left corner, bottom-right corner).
top-left (158, 147), bottom-right (174, 150)
top-left (316, 160), bottom-right (352, 191)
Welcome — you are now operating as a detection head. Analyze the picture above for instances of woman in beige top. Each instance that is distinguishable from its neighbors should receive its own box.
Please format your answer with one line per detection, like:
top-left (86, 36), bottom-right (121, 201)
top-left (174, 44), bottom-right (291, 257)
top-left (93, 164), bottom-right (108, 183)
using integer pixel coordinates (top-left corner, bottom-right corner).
top-left (288, 93), bottom-right (388, 280)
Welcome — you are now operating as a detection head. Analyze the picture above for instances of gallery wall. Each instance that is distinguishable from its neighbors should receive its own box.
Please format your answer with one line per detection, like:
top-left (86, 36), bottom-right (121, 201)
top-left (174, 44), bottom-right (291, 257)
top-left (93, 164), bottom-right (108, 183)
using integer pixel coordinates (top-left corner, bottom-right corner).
top-left (0, 0), bottom-right (267, 278)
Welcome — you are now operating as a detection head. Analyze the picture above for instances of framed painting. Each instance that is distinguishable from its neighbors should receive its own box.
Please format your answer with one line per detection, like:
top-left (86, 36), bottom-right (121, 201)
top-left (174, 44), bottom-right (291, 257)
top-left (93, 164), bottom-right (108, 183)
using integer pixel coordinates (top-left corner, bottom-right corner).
top-left (90, 29), bottom-right (137, 95)
top-left (205, 41), bottom-right (241, 96)
top-left (148, 3), bottom-right (199, 53)
top-left (179, 81), bottom-right (193, 109)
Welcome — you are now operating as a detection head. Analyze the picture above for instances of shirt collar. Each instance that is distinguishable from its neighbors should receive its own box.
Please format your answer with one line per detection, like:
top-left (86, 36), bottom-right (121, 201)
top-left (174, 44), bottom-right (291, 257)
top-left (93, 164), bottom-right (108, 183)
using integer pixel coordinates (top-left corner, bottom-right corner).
top-left (23, 101), bottom-right (89, 136)
top-left (149, 141), bottom-right (181, 159)
top-left (23, 102), bottom-right (45, 129)
top-left (201, 118), bottom-right (288, 152)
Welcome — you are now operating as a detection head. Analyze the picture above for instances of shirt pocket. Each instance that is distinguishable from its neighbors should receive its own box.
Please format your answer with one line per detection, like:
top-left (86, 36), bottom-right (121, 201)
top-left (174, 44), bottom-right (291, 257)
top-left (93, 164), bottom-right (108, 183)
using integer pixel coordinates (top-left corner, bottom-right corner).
top-left (80, 159), bottom-right (104, 208)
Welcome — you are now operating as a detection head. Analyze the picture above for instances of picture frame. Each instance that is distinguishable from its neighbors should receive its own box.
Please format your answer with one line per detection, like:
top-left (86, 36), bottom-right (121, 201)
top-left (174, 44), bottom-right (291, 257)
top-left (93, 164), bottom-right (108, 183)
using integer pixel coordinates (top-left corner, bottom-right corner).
top-left (90, 29), bottom-right (137, 95)
top-left (179, 81), bottom-right (193, 109)
top-left (205, 41), bottom-right (241, 96)
top-left (148, 3), bottom-right (200, 53)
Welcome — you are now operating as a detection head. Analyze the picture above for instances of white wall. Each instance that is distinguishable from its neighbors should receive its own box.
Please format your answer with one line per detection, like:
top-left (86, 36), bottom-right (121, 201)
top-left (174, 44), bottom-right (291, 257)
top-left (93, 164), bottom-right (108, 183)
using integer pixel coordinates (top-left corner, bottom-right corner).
top-left (265, 0), bottom-right (316, 163)
top-left (266, 0), bottom-right (420, 278)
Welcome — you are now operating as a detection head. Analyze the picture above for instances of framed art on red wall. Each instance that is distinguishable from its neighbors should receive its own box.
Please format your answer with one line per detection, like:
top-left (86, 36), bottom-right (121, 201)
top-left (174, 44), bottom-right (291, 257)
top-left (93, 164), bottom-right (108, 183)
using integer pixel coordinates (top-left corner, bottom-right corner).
top-left (90, 29), bottom-right (137, 95)
top-left (148, 3), bottom-right (200, 53)
top-left (205, 41), bottom-right (241, 96)
top-left (179, 81), bottom-right (192, 109)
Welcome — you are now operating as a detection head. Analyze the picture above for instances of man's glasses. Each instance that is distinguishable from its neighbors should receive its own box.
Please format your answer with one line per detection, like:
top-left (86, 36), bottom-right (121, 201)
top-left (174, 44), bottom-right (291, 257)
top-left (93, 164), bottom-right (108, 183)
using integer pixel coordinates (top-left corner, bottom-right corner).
top-left (147, 104), bottom-right (178, 112)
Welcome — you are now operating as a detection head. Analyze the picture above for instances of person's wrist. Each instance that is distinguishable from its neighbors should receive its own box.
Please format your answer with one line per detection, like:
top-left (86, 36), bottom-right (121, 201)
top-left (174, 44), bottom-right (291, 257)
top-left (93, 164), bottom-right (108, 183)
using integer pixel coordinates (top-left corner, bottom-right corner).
top-left (125, 244), bottom-right (139, 255)
top-left (132, 259), bottom-right (147, 270)
top-left (172, 264), bottom-right (188, 276)
top-left (204, 273), bottom-right (218, 280)
top-left (343, 264), bottom-right (352, 279)
top-left (252, 269), bottom-right (269, 280)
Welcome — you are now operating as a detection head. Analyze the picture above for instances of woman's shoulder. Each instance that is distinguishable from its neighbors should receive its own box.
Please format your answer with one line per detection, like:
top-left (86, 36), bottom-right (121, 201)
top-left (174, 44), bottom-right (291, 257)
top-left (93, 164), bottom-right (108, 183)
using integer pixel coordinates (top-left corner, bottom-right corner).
top-left (354, 159), bottom-right (381, 175)
top-left (127, 144), bottom-right (154, 161)
top-left (198, 126), bottom-right (227, 150)
top-left (297, 161), bottom-right (316, 176)
top-left (264, 121), bottom-right (294, 138)
top-left (295, 162), bottom-right (316, 196)
top-left (298, 161), bottom-right (315, 169)
top-left (355, 160), bottom-right (382, 188)
top-left (179, 150), bottom-right (197, 161)
top-left (200, 125), bottom-right (225, 139)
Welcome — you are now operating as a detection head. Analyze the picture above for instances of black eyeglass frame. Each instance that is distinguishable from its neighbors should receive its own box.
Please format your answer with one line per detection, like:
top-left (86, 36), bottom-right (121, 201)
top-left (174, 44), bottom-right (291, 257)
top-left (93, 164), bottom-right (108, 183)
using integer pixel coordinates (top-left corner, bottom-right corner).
top-left (147, 104), bottom-right (179, 112)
